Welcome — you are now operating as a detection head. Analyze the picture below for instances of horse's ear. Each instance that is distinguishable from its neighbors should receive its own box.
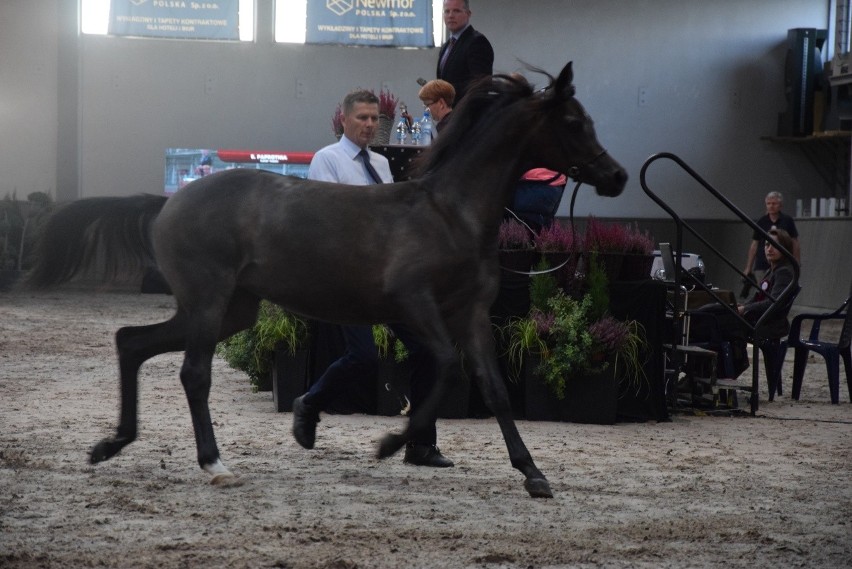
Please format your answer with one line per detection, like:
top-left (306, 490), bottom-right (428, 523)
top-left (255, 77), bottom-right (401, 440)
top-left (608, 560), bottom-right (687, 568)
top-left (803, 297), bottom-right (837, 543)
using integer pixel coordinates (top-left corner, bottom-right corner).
top-left (554, 61), bottom-right (574, 99)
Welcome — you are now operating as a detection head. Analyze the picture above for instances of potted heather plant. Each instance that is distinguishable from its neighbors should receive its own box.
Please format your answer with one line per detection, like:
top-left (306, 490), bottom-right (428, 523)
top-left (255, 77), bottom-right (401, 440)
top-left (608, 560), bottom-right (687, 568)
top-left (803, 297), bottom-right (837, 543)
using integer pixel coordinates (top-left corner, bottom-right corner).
top-left (497, 218), bottom-right (537, 273)
top-left (534, 222), bottom-right (580, 288)
top-left (216, 301), bottom-right (311, 411)
top-left (374, 87), bottom-right (399, 145)
top-left (619, 222), bottom-right (656, 280)
top-left (502, 256), bottom-right (648, 424)
top-left (583, 217), bottom-right (630, 283)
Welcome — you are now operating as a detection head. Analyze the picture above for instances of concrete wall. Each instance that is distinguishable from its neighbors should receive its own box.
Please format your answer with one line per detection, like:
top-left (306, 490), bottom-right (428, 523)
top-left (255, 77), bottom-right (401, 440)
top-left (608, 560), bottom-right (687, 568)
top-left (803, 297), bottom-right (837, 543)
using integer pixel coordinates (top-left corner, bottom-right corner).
top-left (2, 0), bottom-right (847, 307)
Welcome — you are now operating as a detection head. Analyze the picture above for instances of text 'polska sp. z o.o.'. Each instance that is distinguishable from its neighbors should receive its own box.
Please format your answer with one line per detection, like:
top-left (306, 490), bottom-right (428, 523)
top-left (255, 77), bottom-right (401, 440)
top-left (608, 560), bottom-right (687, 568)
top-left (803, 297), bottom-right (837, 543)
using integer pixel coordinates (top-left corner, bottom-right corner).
top-left (356, 10), bottom-right (417, 17)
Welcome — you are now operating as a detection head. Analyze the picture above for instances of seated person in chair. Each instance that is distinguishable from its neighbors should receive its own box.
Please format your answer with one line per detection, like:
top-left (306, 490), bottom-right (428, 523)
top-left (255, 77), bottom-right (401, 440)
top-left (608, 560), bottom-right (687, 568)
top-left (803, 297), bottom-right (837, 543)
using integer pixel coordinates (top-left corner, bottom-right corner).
top-left (690, 228), bottom-right (798, 377)
top-left (509, 168), bottom-right (567, 233)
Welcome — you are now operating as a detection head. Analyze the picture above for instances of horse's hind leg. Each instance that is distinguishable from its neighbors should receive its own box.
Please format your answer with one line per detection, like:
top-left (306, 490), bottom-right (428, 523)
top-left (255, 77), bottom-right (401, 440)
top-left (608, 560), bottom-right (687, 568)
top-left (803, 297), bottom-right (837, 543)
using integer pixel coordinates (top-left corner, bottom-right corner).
top-left (90, 313), bottom-right (190, 464)
top-left (91, 290), bottom-right (259, 486)
top-left (179, 291), bottom-right (259, 484)
top-left (459, 313), bottom-right (553, 498)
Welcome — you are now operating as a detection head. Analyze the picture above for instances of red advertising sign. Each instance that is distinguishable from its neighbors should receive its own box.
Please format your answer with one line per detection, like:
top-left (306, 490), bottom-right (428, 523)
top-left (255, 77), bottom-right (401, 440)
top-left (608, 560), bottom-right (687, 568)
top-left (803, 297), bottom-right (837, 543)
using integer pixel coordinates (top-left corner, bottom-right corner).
top-left (215, 150), bottom-right (315, 164)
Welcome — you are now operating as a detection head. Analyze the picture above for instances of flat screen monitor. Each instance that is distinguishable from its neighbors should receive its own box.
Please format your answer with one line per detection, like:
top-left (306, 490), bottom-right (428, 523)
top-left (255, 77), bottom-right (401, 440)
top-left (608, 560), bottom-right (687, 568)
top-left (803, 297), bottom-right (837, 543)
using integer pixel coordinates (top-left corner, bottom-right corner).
top-left (164, 148), bottom-right (314, 194)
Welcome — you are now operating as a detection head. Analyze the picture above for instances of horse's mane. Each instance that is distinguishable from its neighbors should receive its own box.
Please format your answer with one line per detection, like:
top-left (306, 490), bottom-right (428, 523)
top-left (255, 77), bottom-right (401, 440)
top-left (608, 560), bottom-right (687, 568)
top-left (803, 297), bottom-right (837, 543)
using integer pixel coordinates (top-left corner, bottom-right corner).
top-left (411, 72), bottom-right (540, 177)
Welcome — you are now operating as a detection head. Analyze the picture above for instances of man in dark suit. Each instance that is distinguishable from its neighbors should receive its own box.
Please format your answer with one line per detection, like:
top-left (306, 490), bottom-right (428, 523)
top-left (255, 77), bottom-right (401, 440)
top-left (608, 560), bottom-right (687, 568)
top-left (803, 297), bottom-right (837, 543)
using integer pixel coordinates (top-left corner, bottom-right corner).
top-left (436, 0), bottom-right (493, 103)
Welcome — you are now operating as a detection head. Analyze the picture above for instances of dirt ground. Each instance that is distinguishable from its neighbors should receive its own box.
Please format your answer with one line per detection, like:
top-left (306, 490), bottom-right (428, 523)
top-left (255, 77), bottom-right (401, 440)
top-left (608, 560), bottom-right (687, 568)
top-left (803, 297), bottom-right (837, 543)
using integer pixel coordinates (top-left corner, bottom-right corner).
top-left (1, 290), bottom-right (850, 569)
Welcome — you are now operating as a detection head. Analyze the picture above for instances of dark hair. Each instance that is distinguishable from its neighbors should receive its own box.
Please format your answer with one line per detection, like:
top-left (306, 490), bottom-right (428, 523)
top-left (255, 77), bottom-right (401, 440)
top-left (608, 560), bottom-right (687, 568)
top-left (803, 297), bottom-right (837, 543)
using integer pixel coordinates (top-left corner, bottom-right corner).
top-left (343, 90), bottom-right (379, 114)
top-left (767, 228), bottom-right (793, 254)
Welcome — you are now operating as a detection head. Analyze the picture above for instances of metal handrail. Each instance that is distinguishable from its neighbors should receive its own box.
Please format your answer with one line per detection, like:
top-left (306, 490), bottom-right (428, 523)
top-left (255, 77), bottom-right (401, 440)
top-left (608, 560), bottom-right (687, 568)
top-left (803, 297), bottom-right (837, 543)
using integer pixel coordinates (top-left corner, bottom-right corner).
top-left (640, 152), bottom-right (801, 413)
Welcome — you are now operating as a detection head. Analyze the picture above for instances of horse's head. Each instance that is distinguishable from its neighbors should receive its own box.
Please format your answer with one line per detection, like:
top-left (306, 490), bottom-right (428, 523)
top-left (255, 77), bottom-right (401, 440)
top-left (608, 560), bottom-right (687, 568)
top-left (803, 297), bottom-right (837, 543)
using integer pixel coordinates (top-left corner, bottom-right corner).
top-left (527, 62), bottom-right (627, 197)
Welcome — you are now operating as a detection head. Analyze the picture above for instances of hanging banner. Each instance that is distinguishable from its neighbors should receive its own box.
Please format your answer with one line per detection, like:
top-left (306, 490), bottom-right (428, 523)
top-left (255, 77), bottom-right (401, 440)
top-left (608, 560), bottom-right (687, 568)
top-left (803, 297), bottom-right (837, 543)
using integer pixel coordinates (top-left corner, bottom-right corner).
top-left (306, 0), bottom-right (433, 47)
top-left (109, 0), bottom-right (239, 40)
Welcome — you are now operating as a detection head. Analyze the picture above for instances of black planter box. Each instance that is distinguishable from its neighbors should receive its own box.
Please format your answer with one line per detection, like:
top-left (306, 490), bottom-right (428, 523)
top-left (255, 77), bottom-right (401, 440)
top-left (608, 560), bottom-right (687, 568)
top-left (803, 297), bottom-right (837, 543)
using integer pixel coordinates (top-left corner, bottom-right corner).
top-left (523, 357), bottom-right (564, 422)
top-left (272, 348), bottom-right (311, 412)
top-left (561, 365), bottom-right (618, 425)
top-left (523, 355), bottom-right (617, 424)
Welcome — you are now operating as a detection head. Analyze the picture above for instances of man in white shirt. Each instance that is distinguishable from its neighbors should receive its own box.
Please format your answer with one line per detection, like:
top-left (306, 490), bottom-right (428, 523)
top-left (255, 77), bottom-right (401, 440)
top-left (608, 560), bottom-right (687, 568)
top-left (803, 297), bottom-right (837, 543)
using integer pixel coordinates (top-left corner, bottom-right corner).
top-left (292, 89), bottom-right (454, 468)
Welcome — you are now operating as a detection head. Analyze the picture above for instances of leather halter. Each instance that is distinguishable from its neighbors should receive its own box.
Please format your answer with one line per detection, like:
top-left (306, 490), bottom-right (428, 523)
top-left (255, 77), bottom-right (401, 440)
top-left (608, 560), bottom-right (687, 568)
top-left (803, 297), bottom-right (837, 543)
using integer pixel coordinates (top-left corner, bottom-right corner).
top-left (567, 148), bottom-right (609, 181)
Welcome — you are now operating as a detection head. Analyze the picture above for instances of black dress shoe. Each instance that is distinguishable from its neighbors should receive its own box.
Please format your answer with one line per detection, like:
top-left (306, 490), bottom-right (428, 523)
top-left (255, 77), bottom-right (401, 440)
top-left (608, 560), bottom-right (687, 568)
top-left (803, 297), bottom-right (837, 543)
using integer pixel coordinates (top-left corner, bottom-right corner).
top-left (403, 443), bottom-right (454, 468)
top-left (292, 395), bottom-right (320, 449)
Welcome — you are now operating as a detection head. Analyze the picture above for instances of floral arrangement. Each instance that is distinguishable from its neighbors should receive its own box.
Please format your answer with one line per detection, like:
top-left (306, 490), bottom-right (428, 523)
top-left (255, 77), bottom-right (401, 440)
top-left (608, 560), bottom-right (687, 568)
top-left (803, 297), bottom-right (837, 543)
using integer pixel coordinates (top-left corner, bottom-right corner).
top-left (529, 258), bottom-right (559, 312)
top-left (590, 316), bottom-right (647, 391)
top-left (377, 87), bottom-right (399, 121)
top-left (331, 104), bottom-right (344, 137)
top-left (498, 218), bottom-right (533, 250)
top-left (582, 218), bottom-right (655, 256)
top-left (502, 256), bottom-right (648, 398)
top-left (504, 291), bottom-right (647, 399)
top-left (589, 315), bottom-right (630, 352)
top-left (535, 222), bottom-right (579, 252)
top-left (583, 216), bottom-right (630, 253)
top-left (216, 301), bottom-right (310, 391)
top-left (624, 222), bottom-right (655, 255)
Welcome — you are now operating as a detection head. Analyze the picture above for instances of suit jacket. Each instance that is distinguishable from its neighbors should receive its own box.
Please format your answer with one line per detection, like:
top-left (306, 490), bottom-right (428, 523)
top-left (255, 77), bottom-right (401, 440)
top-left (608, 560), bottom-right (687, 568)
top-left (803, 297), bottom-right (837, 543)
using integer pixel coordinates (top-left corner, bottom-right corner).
top-left (436, 25), bottom-right (494, 102)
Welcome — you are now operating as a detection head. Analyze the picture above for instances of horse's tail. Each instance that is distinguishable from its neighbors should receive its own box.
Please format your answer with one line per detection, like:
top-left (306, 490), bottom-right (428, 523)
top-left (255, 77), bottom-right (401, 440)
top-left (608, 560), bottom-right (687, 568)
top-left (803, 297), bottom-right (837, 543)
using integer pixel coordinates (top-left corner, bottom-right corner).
top-left (25, 194), bottom-right (168, 288)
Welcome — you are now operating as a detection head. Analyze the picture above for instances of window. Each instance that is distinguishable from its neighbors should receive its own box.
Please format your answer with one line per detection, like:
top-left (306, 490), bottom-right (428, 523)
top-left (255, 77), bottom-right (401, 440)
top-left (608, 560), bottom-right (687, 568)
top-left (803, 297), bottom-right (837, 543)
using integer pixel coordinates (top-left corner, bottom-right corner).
top-left (81, 0), bottom-right (256, 41)
top-left (275, 0), bottom-right (444, 47)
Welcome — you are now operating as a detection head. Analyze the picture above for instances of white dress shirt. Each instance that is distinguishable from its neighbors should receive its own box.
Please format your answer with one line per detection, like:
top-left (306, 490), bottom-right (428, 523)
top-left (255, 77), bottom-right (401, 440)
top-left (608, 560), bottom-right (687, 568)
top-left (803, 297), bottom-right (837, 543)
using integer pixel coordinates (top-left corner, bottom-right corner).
top-left (308, 135), bottom-right (393, 185)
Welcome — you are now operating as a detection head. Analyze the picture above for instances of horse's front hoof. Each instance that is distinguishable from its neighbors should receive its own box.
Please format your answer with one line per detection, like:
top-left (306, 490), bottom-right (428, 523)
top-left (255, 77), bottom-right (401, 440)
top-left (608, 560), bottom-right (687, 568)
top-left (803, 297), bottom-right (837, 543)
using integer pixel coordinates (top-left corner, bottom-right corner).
top-left (524, 477), bottom-right (554, 498)
top-left (376, 433), bottom-right (407, 460)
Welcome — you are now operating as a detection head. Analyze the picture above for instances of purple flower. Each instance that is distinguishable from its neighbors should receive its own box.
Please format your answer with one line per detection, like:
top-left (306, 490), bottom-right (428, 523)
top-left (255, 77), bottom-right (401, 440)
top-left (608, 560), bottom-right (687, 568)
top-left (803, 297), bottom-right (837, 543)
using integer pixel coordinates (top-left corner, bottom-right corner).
top-left (584, 217), bottom-right (630, 253)
top-left (624, 222), bottom-right (655, 255)
top-left (531, 309), bottom-right (555, 336)
top-left (535, 222), bottom-right (580, 252)
top-left (589, 316), bottom-right (630, 352)
top-left (498, 219), bottom-right (533, 249)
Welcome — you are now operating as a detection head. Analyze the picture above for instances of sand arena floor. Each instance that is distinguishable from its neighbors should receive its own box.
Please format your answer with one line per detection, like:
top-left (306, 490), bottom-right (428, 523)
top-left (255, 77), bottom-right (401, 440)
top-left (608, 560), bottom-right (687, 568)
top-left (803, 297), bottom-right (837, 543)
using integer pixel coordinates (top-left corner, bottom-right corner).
top-left (1, 290), bottom-right (850, 568)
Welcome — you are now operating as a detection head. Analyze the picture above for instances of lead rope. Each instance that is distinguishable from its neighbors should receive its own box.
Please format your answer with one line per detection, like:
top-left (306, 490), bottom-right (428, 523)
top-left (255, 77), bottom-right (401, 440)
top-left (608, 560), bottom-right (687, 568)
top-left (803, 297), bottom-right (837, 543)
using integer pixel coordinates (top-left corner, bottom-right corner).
top-left (500, 179), bottom-right (583, 276)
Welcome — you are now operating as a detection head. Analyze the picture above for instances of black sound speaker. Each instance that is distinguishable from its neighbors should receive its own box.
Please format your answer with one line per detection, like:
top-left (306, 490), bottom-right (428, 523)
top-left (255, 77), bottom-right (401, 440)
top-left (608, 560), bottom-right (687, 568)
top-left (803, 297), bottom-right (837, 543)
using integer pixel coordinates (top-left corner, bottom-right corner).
top-left (777, 28), bottom-right (827, 137)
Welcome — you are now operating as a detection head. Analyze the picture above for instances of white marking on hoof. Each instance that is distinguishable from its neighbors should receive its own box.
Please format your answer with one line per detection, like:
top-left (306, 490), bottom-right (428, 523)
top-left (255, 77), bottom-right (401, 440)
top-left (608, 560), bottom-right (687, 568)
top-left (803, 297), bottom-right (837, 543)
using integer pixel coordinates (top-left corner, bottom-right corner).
top-left (204, 459), bottom-right (241, 486)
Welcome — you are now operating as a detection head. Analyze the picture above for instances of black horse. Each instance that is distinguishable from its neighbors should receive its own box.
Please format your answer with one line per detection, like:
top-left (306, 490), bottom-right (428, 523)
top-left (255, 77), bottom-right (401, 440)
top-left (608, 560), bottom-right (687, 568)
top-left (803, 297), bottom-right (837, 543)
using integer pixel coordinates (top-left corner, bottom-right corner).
top-left (27, 62), bottom-right (626, 498)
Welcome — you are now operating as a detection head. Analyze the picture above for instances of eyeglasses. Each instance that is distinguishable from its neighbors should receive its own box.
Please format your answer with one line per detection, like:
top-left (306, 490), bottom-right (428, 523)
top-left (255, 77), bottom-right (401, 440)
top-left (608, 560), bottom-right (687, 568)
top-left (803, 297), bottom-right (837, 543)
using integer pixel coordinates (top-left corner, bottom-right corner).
top-left (421, 99), bottom-right (435, 107)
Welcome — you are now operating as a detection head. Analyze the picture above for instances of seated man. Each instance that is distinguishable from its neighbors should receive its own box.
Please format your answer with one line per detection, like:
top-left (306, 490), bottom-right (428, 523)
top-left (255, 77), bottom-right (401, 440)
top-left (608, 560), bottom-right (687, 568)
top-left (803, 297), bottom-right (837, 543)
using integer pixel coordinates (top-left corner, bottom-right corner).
top-left (690, 228), bottom-right (798, 377)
